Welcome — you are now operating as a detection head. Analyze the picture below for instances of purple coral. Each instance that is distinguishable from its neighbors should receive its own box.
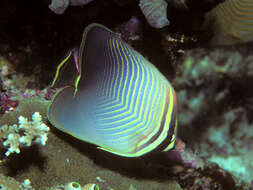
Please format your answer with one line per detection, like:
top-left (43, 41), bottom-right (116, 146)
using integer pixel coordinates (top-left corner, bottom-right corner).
top-left (44, 88), bottom-right (57, 100)
top-left (0, 93), bottom-right (19, 113)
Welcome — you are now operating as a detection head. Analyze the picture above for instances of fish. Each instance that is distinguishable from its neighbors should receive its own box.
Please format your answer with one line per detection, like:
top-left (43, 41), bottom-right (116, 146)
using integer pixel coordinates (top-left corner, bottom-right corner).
top-left (203, 0), bottom-right (253, 46)
top-left (47, 23), bottom-right (178, 157)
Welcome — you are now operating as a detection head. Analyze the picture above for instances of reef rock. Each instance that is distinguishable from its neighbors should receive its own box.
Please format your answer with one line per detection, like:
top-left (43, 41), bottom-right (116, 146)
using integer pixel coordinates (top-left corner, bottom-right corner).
top-left (174, 41), bottom-right (253, 185)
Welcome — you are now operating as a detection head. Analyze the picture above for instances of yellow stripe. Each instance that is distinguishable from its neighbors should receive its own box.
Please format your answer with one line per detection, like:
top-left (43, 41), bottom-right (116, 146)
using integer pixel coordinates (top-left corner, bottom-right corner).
top-left (135, 85), bottom-right (174, 156)
top-left (134, 81), bottom-right (166, 148)
top-left (110, 53), bottom-right (152, 138)
top-left (108, 39), bottom-right (119, 98)
top-left (96, 42), bottom-right (143, 124)
top-left (99, 40), bottom-right (132, 115)
top-left (121, 62), bottom-right (157, 140)
top-left (112, 40), bottom-right (124, 100)
top-left (96, 39), bottom-right (124, 110)
top-left (97, 45), bottom-right (147, 129)
top-left (51, 51), bottom-right (73, 87)
top-left (111, 58), bottom-right (160, 142)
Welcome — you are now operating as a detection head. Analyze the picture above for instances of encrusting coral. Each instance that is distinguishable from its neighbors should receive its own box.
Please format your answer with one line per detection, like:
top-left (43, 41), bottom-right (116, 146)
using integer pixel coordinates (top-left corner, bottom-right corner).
top-left (49, 0), bottom-right (95, 14)
top-left (0, 112), bottom-right (50, 156)
top-left (139, 0), bottom-right (169, 28)
top-left (174, 42), bottom-right (253, 185)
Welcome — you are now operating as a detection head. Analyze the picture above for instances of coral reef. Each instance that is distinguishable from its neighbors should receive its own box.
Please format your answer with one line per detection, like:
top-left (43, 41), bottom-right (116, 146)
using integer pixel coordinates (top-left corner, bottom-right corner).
top-left (1, 0), bottom-right (253, 189)
top-left (174, 41), bottom-right (253, 185)
top-left (202, 107), bottom-right (253, 184)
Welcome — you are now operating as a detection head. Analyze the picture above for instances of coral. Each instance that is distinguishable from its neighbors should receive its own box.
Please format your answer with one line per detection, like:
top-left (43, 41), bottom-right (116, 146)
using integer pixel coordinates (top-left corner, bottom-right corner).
top-left (201, 107), bottom-right (253, 184)
top-left (0, 174), bottom-right (35, 190)
top-left (22, 179), bottom-right (34, 190)
top-left (49, 0), bottom-right (69, 14)
top-left (21, 88), bottom-right (57, 101)
top-left (3, 133), bottom-right (21, 156)
top-left (174, 43), bottom-right (253, 126)
top-left (0, 93), bottom-right (19, 113)
top-left (139, 0), bottom-right (169, 28)
top-left (49, 0), bottom-right (94, 14)
top-left (0, 112), bottom-right (50, 156)
top-left (65, 182), bottom-right (82, 190)
top-left (0, 96), bottom-right (48, 128)
top-left (174, 42), bottom-right (253, 185)
top-left (82, 183), bottom-right (99, 190)
top-left (18, 112), bottom-right (50, 146)
top-left (56, 182), bottom-right (100, 190)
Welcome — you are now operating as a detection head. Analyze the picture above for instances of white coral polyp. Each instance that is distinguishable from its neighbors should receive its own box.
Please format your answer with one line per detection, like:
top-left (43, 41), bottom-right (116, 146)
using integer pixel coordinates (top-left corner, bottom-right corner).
top-left (19, 135), bottom-right (33, 146)
top-left (3, 133), bottom-right (21, 156)
top-left (1, 112), bottom-right (50, 156)
top-left (32, 112), bottom-right (42, 122)
top-left (18, 112), bottom-right (50, 144)
top-left (18, 116), bottom-right (28, 126)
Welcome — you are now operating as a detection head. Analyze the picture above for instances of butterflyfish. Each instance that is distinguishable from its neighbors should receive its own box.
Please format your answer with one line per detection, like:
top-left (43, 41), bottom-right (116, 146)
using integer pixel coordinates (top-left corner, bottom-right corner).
top-left (47, 23), bottom-right (178, 157)
top-left (203, 0), bottom-right (253, 46)
top-left (50, 48), bottom-right (80, 89)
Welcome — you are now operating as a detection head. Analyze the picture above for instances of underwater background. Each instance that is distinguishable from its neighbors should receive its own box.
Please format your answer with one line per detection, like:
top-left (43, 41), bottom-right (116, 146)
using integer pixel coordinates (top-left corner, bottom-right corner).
top-left (0, 0), bottom-right (253, 189)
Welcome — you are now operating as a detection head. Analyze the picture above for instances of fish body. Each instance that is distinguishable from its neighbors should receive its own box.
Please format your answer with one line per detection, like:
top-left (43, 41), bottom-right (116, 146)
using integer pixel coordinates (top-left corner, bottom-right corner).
top-left (204, 0), bottom-right (253, 46)
top-left (48, 23), bottom-right (177, 157)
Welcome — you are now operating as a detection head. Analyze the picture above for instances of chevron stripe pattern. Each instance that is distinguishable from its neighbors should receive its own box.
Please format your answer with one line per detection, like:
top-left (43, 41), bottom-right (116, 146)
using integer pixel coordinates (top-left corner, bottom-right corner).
top-left (48, 23), bottom-right (178, 157)
top-left (209, 0), bottom-right (253, 42)
top-left (90, 36), bottom-right (177, 156)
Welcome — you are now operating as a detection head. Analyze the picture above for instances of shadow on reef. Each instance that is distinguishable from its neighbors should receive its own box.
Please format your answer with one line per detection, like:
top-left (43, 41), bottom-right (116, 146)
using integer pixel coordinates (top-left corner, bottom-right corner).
top-left (49, 125), bottom-right (181, 181)
top-left (1, 144), bottom-right (47, 177)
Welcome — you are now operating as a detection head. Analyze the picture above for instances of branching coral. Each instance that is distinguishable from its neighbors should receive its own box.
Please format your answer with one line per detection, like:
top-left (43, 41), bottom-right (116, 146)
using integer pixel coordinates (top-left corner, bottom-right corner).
top-left (18, 112), bottom-right (49, 146)
top-left (0, 112), bottom-right (50, 156)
